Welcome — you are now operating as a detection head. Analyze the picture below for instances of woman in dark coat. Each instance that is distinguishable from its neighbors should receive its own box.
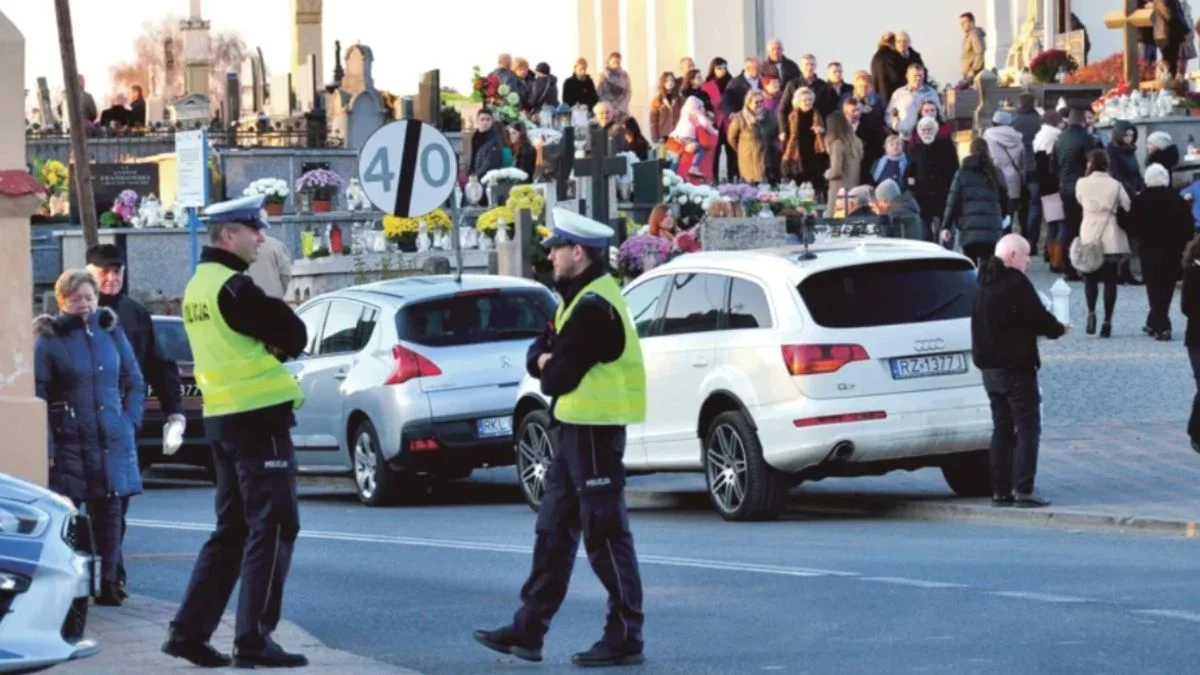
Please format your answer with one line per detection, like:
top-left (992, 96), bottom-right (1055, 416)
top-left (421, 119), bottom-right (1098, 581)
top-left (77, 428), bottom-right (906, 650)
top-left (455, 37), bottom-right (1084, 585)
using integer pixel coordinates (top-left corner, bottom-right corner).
top-left (562, 58), bottom-right (599, 109)
top-left (870, 32), bottom-right (909, 104)
top-left (941, 137), bottom-right (1009, 265)
top-left (35, 269), bottom-right (144, 606)
top-left (906, 116), bottom-right (960, 242)
top-left (1131, 163), bottom-right (1196, 340)
top-left (1181, 234), bottom-right (1200, 451)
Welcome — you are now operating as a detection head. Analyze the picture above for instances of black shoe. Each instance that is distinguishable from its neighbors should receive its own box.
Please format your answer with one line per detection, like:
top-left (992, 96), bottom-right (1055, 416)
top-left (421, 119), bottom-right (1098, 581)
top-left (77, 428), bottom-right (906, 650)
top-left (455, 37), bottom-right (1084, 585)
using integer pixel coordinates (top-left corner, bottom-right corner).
top-left (1157, 330), bottom-right (1172, 342)
top-left (1086, 313), bottom-right (1097, 335)
top-left (233, 638), bottom-right (308, 668)
top-left (95, 582), bottom-right (123, 606)
top-left (992, 493), bottom-right (1014, 507)
top-left (472, 627), bottom-right (543, 663)
top-left (161, 635), bottom-right (233, 668)
top-left (571, 640), bottom-right (645, 668)
top-left (1016, 491), bottom-right (1052, 508)
top-left (1100, 322), bottom-right (1112, 338)
top-left (1192, 440), bottom-right (1200, 454)
top-left (1143, 325), bottom-right (1156, 337)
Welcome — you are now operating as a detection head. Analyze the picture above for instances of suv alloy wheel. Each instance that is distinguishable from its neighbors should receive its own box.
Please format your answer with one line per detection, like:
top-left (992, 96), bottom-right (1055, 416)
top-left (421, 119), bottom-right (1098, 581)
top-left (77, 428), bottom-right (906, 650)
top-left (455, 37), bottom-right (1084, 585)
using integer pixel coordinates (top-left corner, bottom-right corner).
top-left (703, 411), bottom-right (789, 521)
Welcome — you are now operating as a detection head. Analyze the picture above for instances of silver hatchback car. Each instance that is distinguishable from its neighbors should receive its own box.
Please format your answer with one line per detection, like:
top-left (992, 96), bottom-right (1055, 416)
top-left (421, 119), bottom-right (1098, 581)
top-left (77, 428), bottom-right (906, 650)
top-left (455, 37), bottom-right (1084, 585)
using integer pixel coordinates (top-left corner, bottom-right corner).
top-left (286, 275), bottom-right (557, 505)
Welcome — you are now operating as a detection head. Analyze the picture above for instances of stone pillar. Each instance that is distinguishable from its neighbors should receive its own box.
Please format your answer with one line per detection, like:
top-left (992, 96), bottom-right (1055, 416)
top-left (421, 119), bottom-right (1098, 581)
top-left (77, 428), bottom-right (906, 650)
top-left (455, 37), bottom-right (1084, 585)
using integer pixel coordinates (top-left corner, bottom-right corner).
top-left (292, 0), bottom-right (324, 102)
top-left (648, 0), bottom-right (690, 84)
top-left (1042, 0), bottom-right (1056, 55)
top-left (985, 0), bottom-right (1014, 72)
top-left (687, 0), bottom-right (755, 69)
top-left (595, 0), bottom-right (621, 76)
top-left (576, 0), bottom-right (598, 72)
top-left (0, 12), bottom-right (47, 486)
top-left (620, 0), bottom-right (650, 127)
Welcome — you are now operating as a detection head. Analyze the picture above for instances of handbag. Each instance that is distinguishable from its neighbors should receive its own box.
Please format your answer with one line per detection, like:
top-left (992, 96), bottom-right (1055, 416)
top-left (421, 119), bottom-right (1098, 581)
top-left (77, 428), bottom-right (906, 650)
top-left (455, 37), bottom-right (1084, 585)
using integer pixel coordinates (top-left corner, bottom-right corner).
top-left (1041, 192), bottom-right (1064, 221)
top-left (1069, 190), bottom-right (1115, 274)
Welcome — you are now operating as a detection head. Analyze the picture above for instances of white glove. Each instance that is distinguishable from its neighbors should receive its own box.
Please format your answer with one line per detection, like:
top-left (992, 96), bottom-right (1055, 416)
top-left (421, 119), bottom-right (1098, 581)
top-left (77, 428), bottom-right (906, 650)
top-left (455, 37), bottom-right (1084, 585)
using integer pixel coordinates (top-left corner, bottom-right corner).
top-left (163, 418), bottom-right (186, 456)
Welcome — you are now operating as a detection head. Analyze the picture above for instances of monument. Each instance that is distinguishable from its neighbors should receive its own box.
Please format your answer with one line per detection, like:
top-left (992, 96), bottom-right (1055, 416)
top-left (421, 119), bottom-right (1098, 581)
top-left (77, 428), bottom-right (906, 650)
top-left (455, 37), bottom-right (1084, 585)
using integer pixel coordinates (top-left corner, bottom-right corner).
top-left (291, 0), bottom-right (324, 103)
top-left (0, 10), bottom-right (48, 485)
top-left (172, 0), bottom-right (212, 127)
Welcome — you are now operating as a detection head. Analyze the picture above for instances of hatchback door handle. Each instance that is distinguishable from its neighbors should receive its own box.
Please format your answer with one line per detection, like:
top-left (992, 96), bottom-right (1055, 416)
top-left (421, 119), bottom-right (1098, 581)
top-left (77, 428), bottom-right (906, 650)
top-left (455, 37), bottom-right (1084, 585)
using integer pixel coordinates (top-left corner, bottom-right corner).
top-left (692, 356), bottom-right (709, 368)
top-left (334, 369), bottom-right (348, 381)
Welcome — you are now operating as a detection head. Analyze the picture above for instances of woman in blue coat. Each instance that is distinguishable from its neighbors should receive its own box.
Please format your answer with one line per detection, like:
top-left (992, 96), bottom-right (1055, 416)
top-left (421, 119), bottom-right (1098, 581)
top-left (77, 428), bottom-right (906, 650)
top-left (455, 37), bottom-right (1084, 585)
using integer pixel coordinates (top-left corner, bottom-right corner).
top-left (34, 269), bottom-right (145, 606)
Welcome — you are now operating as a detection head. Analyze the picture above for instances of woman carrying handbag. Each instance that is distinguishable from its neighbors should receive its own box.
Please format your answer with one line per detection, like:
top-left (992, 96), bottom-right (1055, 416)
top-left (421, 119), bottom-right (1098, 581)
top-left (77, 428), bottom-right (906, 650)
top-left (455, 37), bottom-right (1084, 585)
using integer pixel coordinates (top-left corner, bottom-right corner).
top-left (1070, 150), bottom-right (1132, 338)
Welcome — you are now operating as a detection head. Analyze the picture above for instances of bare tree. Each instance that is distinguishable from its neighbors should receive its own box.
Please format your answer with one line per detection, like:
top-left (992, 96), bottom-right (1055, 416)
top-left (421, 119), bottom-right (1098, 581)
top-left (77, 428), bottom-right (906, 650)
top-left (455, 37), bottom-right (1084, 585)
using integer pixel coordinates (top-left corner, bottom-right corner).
top-left (108, 15), bottom-right (247, 112)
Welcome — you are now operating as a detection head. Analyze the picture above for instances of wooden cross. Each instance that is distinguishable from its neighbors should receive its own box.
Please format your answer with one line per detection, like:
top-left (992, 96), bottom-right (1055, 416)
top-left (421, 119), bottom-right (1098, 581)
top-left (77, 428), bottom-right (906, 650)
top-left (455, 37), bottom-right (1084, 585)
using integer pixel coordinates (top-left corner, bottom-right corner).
top-left (554, 126), bottom-right (575, 201)
top-left (573, 126), bottom-right (629, 245)
top-left (1103, 0), bottom-right (1154, 86)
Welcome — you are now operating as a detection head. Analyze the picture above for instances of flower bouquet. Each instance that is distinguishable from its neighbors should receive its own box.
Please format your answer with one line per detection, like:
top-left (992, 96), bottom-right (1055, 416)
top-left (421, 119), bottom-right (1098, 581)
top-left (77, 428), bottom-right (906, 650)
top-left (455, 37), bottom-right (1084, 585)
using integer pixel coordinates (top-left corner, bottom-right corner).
top-left (667, 175), bottom-right (720, 228)
top-left (382, 208), bottom-right (453, 251)
top-left (1029, 49), bottom-right (1079, 83)
top-left (481, 167), bottom-right (529, 206)
top-left (477, 204), bottom-right (515, 239)
top-left (506, 184), bottom-right (546, 219)
top-left (31, 158), bottom-right (69, 216)
top-left (617, 234), bottom-right (672, 282)
top-left (244, 177), bottom-right (290, 215)
top-left (296, 168), bottom-right (344, 212)
top-left (99, 189), bottom-right (139, 228)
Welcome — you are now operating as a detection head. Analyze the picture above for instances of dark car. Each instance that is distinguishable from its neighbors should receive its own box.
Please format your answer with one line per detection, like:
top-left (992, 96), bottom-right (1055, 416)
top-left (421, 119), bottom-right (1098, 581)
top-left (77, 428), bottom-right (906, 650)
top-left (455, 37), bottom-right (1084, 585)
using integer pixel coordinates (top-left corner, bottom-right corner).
top-left (137, 316), bottom-right (211, 475)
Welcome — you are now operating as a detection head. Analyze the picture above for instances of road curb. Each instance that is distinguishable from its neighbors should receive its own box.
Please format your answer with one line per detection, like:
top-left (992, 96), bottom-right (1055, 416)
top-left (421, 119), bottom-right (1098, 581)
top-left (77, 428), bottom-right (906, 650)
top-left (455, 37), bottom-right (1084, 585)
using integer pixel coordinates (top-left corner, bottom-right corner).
top-left (623, 489), bottom-right (1200, 538)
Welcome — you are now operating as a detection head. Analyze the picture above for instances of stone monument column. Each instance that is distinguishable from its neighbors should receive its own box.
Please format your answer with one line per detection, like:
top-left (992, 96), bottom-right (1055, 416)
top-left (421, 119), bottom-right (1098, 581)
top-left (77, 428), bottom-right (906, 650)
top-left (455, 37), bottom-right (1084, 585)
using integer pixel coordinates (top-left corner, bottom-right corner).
top-left (181, 0), bottom-right (211, 97)
top-left (0, 11), bottom-right (48, 486)
top-left (292, 0), bottom-right (324, 96)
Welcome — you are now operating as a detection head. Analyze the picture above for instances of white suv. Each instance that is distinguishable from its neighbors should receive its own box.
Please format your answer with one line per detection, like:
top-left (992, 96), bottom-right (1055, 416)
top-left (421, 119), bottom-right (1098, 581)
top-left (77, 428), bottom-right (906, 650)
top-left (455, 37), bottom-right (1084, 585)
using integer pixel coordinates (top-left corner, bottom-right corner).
top-left (512, 238), bottom-right (995, 521)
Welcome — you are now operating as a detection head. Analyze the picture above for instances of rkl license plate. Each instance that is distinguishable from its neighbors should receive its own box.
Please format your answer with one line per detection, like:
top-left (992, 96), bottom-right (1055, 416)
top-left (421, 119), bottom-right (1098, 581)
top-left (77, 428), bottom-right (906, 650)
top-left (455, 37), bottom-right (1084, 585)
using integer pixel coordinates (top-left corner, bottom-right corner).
top-left (477, 416), bottom-right (513, 439)
top-left (890, 352), bottom-right (969, 380)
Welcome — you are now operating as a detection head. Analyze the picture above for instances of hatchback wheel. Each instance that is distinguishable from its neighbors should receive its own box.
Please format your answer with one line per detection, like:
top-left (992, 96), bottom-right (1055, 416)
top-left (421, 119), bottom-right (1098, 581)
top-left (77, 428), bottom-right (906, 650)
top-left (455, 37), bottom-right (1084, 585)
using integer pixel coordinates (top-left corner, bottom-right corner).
top-left (352, 419), bottom-right (400, 506)
top-left (703, 411), bottom-right (789, 521)
top-left (516, 409), bottom-right (555, 512)
top-left (940, 449), bottom-right (991, 497)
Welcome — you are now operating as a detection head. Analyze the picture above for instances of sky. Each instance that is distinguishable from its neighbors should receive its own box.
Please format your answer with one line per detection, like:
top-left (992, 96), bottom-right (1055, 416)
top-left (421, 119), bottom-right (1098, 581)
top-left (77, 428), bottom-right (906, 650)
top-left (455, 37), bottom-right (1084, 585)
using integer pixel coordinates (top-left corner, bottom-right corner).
top-left (8, 0), bottom-right (575, 107)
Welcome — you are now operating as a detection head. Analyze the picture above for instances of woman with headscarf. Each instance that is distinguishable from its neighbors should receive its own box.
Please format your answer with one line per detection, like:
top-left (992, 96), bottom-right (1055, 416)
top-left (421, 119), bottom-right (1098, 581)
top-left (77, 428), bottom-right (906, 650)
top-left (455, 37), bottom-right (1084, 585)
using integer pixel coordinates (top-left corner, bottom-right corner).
top-left (781, 87), bottom-right (827, 192)
top-left (727, 90), bottom-right (778, 184)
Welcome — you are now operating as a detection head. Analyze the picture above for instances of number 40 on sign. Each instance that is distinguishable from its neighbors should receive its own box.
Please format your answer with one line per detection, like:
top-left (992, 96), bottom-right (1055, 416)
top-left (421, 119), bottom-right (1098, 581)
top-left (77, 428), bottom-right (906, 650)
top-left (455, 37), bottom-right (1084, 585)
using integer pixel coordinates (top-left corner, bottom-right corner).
top-left (357, 119), bottom-right (457, 218)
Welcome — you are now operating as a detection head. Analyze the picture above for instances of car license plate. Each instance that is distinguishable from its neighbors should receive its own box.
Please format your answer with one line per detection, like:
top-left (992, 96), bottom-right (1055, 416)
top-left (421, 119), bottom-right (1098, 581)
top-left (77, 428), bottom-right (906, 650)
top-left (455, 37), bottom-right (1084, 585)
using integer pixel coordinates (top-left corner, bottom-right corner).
top-left (147, 383), bottom-right (202, 399)
top-left (477, 416), bottom-right (513, 439)
top-left (890, 352), bottom-right (969, 380)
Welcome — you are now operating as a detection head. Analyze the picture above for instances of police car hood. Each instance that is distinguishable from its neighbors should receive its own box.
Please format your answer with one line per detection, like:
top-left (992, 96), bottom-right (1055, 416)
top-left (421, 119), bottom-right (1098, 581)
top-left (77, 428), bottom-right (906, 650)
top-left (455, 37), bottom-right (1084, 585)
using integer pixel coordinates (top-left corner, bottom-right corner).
top-left (0, 472), bottom-right (57, 504)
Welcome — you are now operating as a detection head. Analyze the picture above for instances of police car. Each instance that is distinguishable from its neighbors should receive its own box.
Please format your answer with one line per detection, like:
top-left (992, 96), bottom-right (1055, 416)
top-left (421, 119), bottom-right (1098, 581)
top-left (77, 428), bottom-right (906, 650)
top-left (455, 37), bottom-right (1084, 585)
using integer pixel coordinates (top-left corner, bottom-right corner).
top-left (513, 235), bottom-right (995, 521)
top-left (0, 472), bottom-right (98, 673)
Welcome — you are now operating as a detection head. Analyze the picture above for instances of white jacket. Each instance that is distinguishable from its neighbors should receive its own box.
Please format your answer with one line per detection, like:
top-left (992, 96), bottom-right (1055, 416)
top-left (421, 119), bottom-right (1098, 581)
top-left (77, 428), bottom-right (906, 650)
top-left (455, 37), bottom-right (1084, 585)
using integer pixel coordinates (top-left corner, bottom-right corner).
top-left (984, 125), bottom-right (1025, 200)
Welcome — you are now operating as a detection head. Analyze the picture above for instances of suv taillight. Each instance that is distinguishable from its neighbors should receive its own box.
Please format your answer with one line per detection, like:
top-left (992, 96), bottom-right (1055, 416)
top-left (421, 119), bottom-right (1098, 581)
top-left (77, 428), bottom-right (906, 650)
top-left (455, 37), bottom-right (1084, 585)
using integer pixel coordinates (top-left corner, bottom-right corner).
top-left (385, 345), bottom-right (442, 385)
top-left (781, 344), bottom-right (869, 376)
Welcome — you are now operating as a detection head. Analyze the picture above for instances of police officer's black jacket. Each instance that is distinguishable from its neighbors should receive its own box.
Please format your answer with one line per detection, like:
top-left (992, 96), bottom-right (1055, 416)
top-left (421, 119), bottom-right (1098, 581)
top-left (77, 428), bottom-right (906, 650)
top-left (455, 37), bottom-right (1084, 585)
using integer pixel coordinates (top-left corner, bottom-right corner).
top-left (99, 291), bottom-right (182, 416)
top-left (526, 263), bottom-right (625, 401)
top-left (197, 247), bottom-right (308, 441)
top-left (971, 257), bottom-right (1065, 372)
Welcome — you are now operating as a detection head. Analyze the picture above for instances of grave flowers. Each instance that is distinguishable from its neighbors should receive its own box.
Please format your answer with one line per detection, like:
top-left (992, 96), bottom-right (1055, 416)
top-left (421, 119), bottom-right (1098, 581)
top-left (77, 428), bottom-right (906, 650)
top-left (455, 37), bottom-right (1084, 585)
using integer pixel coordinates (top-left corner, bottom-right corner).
top-left (617, 234), bottom-right (671, 284)
top-left (31, 158), bottom-right (69, 216)
top-left (99, 189), bottom-right (139, 228)
top-left (243, 178), bottom-right (290, 215)
top-left (481, 167), bottom-right (529, 205)
top-left (383, 209), bottom-right (452, 251)
top-left (296, 168), bottom-right (344, 213)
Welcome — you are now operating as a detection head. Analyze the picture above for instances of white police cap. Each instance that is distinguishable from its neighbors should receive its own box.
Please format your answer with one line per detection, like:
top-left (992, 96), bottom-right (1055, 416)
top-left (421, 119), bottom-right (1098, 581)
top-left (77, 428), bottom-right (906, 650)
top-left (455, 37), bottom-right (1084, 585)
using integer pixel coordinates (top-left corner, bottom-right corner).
top-left (202, 193), bottom-right (271, 230)
top-left (542, 208), bottom-right (614, 249)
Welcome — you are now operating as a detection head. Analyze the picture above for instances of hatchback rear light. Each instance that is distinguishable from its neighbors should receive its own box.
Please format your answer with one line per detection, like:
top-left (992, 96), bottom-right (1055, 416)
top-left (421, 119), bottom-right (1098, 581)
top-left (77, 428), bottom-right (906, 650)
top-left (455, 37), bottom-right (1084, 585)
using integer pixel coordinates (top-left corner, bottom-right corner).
top-left (408, 438), bottom-right (440, 451)
top-left (385, 345), bottom-right (442, 385)
top-left (793, 411), bottom-right (887, 428)
top-left (781, 344), bottom-right (869, 376)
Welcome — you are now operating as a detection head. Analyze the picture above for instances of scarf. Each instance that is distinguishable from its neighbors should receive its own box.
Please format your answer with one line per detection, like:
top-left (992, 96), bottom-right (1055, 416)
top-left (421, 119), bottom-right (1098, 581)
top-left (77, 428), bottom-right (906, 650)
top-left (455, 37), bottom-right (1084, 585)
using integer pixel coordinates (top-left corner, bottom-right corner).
top-left (782, 107), bottom-right (826, 175)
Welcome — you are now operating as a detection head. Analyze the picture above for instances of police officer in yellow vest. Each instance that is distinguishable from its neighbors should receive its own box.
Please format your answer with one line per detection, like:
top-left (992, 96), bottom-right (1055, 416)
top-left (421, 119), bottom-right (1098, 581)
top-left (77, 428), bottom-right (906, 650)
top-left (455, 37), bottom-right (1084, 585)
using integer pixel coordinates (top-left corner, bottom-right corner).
top-left (161, 194), bottom-right (310, 669)
top-left (475, 209), bottom-right (647, 668)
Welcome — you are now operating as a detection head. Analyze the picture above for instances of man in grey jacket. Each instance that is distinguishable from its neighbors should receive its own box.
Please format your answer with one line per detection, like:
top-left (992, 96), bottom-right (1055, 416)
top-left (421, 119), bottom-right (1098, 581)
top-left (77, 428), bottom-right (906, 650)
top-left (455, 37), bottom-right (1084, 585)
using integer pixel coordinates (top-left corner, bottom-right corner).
top-left (959, 12), bottom-right (987, 87)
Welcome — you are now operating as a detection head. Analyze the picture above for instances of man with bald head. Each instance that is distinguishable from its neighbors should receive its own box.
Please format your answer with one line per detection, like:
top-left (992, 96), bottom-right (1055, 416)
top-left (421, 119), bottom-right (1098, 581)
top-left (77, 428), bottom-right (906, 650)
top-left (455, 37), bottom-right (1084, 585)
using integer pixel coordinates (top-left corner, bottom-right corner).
top-left (762, 39), bottom-right (800, 89)
top-left (894, 31), bottom-right (925, 71)
top-left (971, 234), bottom-right (1067, 509)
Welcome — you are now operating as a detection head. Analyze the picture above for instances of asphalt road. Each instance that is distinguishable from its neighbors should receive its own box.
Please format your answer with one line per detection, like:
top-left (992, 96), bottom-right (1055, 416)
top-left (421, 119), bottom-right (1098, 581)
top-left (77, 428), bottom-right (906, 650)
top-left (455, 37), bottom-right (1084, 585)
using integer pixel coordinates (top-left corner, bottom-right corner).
top-left (123, 473), bottom-right (1200, 675)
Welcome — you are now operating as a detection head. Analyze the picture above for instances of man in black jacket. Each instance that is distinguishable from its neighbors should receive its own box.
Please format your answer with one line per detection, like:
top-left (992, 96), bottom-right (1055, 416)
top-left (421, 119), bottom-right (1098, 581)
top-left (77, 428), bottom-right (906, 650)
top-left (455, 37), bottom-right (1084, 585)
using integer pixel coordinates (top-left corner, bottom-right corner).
top-left (972, 234), bottom-right (1068, 508)
top-left (1052, 108), bottom-right (1099, 280)
top-left (85, 243), bottom-right (182, 598)
top-left (475, 209), bottom-right (646, 668)
top-left (762, 39), bottom-right (800, 90)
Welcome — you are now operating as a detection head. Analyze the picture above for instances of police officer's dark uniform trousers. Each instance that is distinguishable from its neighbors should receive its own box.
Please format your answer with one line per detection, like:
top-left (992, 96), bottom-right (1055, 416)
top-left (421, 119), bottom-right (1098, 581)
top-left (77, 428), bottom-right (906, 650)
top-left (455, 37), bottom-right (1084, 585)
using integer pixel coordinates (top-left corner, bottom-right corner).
top-left (161, 198), bottom-right (310, 669)
top-left (475, 244), bottom-right (648, 668)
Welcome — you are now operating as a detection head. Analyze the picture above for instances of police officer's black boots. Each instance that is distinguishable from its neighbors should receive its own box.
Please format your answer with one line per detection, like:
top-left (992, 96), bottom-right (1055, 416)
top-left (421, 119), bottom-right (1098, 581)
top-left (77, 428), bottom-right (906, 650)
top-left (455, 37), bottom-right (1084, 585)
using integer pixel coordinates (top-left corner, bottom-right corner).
top-left (472, 626), bottom-right (544, 662)
top-left (571, 640), bottom-right (645, 668)
top-left (233, 637), bottom-right (309, 668)
top-left (161, 632), bottom-right (233, 668)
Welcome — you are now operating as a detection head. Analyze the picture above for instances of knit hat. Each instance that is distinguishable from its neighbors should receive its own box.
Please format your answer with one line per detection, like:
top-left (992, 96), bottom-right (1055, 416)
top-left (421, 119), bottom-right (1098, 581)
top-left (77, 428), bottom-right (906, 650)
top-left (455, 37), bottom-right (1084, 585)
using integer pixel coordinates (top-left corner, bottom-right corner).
top-left (992, 110), bottom-right (1013, 126)
top-left (535, 62), bottom-right (551, 76)
top-left (1147, 131), bottom-right (1173, 151)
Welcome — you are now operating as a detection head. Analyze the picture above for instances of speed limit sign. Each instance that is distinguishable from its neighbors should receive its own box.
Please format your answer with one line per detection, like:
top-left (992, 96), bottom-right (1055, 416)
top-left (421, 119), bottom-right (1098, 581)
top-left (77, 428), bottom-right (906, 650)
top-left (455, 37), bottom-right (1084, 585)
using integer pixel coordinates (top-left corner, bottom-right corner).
top-left (357, 120), bottom-right (457, 217)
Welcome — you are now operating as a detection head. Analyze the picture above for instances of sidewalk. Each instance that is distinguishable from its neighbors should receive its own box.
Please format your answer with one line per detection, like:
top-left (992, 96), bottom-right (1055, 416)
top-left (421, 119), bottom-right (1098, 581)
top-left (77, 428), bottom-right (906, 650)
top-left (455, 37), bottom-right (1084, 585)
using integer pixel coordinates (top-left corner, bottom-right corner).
top-left (54, 594), bottom-right (420, 675)
top-left (621, 421), bottom-right (1200, 537)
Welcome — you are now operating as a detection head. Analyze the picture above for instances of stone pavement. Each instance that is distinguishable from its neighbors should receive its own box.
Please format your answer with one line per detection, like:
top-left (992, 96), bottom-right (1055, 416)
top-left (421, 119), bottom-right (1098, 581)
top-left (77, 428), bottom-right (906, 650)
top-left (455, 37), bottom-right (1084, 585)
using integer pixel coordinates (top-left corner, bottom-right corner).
top-left (55, 594), bottom-right (420, 675)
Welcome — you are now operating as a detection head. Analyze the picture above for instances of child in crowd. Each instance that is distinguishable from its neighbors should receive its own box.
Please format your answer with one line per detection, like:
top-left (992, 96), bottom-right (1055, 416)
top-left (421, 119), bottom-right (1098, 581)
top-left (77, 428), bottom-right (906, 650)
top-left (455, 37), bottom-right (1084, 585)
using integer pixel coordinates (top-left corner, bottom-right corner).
top-left (871, 134), bottom-right (909, 188)
top-left (666, 96), bottom-right (719, 183)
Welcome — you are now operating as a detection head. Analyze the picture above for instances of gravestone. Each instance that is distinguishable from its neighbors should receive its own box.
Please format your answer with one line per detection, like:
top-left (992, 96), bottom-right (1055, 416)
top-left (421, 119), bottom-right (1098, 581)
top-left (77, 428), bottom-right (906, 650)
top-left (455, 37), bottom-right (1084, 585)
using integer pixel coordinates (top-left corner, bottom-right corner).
top-left (145, 97), bottom-right (165, 126)
top-left (170, 93), bottom-right (210, 128)
top-left (335, 44), bottom-right (386, 150)
top-left (35, 76), bottom-right (57, 127)
top-left (553, 126), bottom-right (576, 200)
top-left (496, 207), bottom-right (535, 278)
top-left (239, 54), bottom-right (259, 115)
top-left (699, 217), bottom-right (787, 252)
top-left (69, 163), bottom-right (160, 221)
top-left (574, 126), bottom-right (628, 242)
top-left (269, 73), bottom-right (293, 117)
top-left (296, 54), bottom-right (318, 113)
top-left (629, 158), bottom-right (666, 223)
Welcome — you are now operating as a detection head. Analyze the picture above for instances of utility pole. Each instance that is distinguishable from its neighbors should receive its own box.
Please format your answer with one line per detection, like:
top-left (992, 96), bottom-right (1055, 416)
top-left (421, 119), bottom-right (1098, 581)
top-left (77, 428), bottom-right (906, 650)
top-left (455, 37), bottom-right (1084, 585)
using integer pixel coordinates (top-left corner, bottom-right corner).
top-left (54, 0), bottom-right (98, 248)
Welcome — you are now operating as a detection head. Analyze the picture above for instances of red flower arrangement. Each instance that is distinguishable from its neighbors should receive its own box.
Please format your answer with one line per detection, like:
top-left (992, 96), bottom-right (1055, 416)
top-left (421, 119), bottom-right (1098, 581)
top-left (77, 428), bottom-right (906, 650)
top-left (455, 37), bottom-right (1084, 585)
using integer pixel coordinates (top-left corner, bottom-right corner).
top-left (1028, 49), bottom-right (1078, 83)
top-left (470, 66), bottom-right (503, 106)
top-left (1064, 52), bottom-right (1155, 86)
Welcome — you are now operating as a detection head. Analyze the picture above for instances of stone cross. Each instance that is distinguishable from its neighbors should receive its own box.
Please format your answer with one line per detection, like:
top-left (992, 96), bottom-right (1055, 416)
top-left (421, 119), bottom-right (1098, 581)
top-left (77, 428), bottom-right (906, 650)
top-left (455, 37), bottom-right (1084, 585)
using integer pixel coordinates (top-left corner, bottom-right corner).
top-left (573, 126), bottom-right (628, 242)
top-left (1103, 0), bottom-right (1153, 86)
top-left (554, 126), bottom-right (575, 201)
top-left (35, 77), bottom-right (57, 127)
top-left (496, 207), bottom-right (535, 278)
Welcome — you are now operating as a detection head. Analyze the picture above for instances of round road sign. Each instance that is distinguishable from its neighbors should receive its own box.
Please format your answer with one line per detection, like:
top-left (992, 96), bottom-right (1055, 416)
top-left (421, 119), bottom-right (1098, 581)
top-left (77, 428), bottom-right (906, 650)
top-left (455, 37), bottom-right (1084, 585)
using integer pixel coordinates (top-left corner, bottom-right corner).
top-left (357, 119), bottom-right (457, 217)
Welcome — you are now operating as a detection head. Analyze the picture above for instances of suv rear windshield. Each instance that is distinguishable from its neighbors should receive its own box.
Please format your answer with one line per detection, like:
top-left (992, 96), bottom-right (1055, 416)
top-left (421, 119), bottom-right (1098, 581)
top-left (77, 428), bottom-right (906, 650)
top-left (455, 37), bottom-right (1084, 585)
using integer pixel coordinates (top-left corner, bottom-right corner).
top-left (154, 320), bottom-right (194, 363)
top-left (798, 258), bottom-right (977, 328)
top-left (398, 288), bottom-right (556, 347)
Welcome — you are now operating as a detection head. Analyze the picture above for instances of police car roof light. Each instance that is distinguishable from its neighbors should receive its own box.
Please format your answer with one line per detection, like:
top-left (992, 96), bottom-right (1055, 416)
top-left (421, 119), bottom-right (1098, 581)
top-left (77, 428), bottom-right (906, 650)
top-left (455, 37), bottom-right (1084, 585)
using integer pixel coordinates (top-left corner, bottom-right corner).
top-left (385, 345), bottom-right (443, 386)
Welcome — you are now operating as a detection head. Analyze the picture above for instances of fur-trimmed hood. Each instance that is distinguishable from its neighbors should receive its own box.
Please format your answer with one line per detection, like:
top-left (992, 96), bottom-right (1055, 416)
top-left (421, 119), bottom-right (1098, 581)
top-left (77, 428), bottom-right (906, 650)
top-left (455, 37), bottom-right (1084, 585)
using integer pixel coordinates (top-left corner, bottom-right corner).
top-left (33, 306), bottom-right (118, 338)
